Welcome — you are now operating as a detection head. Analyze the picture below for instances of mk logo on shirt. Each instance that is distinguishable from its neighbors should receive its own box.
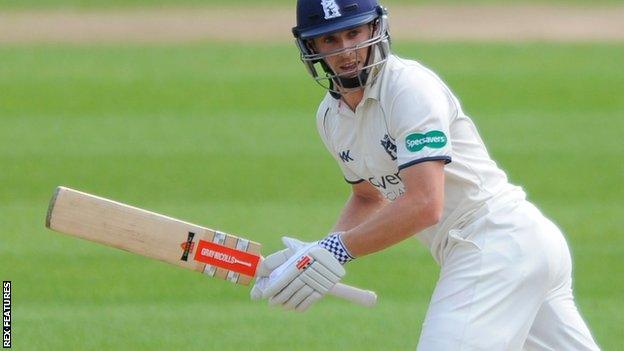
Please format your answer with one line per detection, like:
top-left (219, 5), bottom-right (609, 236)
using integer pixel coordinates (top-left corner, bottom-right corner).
top-left (380, 134), bottom-right (397, 160)
top-left (338, 150), bottom-right (354, 162)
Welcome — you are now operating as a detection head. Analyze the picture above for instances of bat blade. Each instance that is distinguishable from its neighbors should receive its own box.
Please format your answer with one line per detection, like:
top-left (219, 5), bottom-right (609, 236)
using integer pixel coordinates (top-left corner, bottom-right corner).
top-left (45, 186), bottom-right (377, 306)
top-left (46, 186), bottom-right (260, 285)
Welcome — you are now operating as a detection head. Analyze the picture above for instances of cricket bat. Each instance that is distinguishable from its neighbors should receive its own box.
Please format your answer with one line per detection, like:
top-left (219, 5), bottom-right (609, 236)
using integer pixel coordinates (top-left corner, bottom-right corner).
top-left (45, 186), bottom-right (377, 307)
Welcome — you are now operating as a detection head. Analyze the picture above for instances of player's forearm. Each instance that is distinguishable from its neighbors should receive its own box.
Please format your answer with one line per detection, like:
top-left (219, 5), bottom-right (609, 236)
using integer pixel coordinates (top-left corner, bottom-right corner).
top-left (341, 192), bottom-right (442, 258)
top-left (332, 193), bottom-right (387, 232)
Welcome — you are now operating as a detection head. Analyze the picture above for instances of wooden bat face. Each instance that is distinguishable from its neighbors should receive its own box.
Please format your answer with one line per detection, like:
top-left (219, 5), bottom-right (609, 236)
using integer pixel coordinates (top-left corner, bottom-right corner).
top-left (46, 186), bottom-right (262, 285)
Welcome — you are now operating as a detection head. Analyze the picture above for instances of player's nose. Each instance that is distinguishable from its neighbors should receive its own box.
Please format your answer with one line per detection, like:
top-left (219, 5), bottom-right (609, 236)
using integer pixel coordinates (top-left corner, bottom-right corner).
top-left (336, 38), bottom-right (357, 57)
top-left (340, 36), bottom-right (358, 50)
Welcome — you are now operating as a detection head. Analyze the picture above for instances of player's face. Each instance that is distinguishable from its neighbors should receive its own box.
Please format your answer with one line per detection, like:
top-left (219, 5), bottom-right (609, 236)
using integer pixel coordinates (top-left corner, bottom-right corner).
top-left (311, 24), bottom-right (372, 79)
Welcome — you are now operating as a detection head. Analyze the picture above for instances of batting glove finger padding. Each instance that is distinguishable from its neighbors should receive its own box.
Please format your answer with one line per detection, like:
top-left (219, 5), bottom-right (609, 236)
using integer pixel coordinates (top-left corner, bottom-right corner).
top-left (309, 258), bottom-right (341, 280)
top-left (269, 277), bottom-right (306, 305)
top-left (295, 291), bottom-right (323, 312)
top-left (262, 263), bottom-right (303, 299)
top-left (300, 263), bottom-right (334, 293)
top-left (282, 285), bottom-right (314, 310)
top-left (261, 245), bottom-right (345, 310)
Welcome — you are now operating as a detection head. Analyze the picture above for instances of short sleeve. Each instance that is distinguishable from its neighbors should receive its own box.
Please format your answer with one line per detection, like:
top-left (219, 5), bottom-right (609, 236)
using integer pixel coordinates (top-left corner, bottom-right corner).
top-left (316, 103), bottom-right (364, 184)
top-left (388, 84), bottom-right (453, 170)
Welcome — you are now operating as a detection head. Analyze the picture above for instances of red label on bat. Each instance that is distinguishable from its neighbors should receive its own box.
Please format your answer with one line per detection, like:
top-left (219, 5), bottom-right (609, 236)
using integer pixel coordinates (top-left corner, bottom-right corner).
top-left (193, 240), bottom-right (260, 277)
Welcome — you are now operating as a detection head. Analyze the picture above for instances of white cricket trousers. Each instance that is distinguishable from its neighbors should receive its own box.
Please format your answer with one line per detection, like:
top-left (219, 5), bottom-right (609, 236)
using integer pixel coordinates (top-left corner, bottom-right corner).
top-left (417, 199), bottom-right (600, 351)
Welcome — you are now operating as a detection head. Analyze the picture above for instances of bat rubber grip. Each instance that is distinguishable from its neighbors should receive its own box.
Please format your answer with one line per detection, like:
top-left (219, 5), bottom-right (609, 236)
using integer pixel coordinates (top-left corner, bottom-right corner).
top-left (328, 283), bottom-right (377, 307)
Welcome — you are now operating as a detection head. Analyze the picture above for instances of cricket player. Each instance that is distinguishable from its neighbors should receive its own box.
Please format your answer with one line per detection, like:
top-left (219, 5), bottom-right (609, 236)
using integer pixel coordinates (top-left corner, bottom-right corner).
top-left (251, 0), bottom-right (601, 349)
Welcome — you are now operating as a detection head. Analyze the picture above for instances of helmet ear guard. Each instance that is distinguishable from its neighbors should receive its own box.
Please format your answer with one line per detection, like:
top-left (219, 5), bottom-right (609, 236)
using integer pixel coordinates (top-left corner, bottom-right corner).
top-left (295, 38), bottom-right (320, 78)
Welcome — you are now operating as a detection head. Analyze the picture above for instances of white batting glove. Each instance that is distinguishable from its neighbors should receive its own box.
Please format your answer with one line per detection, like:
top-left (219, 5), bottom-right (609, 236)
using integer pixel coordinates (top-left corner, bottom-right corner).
top-left (251, 233), bottom-right (353, 312)
top-left (265, 244), bottom-right (344, 312)
top-left (250, 236), bottom-right (308, 301)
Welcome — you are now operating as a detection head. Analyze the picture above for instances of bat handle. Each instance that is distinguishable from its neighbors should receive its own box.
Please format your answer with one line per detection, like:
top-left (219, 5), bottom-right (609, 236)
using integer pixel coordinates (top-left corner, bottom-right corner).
top-left (328, 282), bottom-right (377, 307)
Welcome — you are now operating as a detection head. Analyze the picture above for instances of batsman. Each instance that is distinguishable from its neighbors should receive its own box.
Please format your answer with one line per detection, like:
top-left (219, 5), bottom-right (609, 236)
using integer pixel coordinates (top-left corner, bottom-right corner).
top-left (251, 0), bottom-right (601, 349)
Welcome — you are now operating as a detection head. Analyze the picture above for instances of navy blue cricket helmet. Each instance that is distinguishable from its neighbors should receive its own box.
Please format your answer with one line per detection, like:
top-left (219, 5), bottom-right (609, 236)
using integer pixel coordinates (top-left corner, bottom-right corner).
top-left (292, 0), bottom-right (391, 95)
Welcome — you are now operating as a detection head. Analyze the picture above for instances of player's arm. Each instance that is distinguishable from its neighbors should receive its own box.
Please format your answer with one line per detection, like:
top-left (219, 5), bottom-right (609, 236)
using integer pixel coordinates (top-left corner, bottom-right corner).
top-left (331, 180), bottom-right (388, 232)
top-left (251, 160), bottom-right (444, 311)
top-left (341, 160), bottom-right (445, 257)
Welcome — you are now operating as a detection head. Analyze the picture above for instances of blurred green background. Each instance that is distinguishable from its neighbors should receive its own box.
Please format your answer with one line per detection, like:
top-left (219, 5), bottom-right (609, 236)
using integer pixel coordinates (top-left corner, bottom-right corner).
top-left (0, 0), bottom-right (622, 9)
top-left (1, 1), bottom-right (623, 350)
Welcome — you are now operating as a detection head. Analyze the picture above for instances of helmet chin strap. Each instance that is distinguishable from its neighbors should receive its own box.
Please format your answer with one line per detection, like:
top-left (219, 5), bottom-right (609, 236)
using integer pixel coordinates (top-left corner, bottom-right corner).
top-left (336, 69), bottom-right (370, 89)
top-left (327, 68), bottom-right (368, 100)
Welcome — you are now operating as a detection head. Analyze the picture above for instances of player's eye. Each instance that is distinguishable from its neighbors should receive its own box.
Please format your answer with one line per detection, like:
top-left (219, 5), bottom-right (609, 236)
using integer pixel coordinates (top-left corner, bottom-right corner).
top-left (323, 36), bottom-right (335, 44)
top-left (348, 29), bottom-right (360, 38)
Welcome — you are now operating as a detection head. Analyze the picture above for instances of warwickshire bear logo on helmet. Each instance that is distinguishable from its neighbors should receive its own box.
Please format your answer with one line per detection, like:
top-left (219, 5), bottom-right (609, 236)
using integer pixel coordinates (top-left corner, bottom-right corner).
top-left (321, 0), bottom-right (342, 19)
top-left (292, 0), bottom-right (391, 98)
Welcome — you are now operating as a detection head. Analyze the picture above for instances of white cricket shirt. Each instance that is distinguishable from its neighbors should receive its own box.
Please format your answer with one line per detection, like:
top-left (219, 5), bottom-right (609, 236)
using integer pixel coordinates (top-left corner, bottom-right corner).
top-left (316, 55), bottom-right (526, 262)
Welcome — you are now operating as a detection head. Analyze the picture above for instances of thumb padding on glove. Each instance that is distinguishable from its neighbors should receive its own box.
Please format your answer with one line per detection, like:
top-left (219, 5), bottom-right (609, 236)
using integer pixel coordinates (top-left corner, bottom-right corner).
top-left (281, 236), bottom-right (308, 252)
top-left (256, 236), bottom-right (307, 277)
top-left (251, 250), bottom-right (292, 300)
top-left (255, 249), bottom-right (291, 277)
top-left (251, 237), bottom-right (325, 303)
top-left (250, 277), bottom-right (269, 300)
top-left (251, 247), bottom-right (293, 301)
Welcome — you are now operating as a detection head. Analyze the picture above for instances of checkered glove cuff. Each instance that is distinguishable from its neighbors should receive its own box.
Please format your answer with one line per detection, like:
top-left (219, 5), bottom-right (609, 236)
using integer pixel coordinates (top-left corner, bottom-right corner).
top-left (318, 232), bottom-right (354, 265)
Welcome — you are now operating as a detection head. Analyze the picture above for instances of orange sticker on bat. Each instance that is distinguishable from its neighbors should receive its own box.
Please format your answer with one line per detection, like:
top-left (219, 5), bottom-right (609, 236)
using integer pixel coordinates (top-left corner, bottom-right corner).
top-left (180, 241), bottom-right (195, 252)
top-left (179, 232), bottom-right (196, 262)
top-left (194, 240), bottom-right (260, 277)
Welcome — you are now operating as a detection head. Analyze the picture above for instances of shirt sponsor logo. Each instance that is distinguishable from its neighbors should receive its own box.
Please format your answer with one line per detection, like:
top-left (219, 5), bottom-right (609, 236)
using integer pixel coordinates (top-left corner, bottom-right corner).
top-left (338, 150), bottom-right (354, 162)
top-left (405, 131), bottom-right (447, 152)
top-left (368, 172), bottom-right (405, 201)
top-left (321, 0), bottom-right (341, 19)
top-left (380, 134), bottom-right (397, 160)
top-left (368, 172), bottom-right (402, 189)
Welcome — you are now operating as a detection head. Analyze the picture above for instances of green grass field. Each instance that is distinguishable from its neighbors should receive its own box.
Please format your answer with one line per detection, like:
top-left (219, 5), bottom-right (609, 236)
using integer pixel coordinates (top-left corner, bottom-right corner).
top-left (1, 42), bottom-right (622, 350)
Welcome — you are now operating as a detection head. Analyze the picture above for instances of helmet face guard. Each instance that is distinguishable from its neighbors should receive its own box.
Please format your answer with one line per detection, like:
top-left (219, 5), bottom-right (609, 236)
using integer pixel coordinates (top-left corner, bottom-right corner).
top-left (293, 3), bottom-right (391, 96)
